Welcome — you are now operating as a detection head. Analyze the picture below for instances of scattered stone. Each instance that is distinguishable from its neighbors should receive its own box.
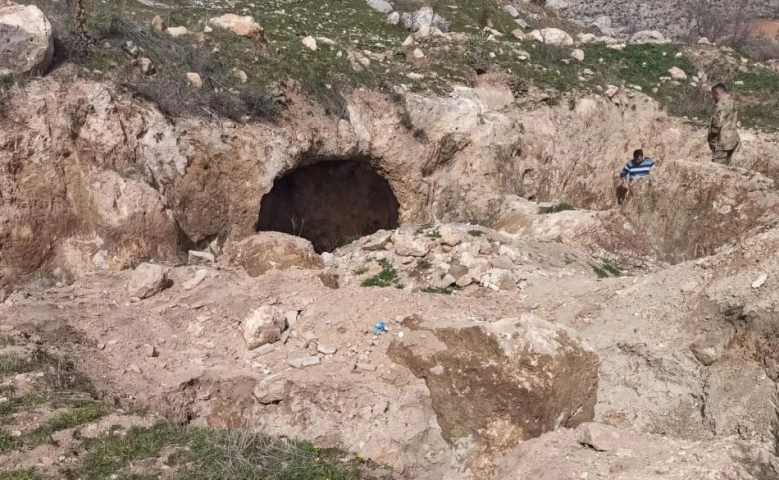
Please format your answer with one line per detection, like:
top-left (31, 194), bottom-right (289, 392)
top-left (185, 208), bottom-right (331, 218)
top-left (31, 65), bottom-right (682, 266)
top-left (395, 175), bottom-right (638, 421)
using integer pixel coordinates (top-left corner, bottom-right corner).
top-left (387, 11), bottom-right (400, 25)
top-left (391, 233), bottom-right (431, 257)
top-left (546, 0), bottom-right (569, 9)
top-left (242, 306), bottom-right (286, 350)
top-left (166, 26), bottom-right (189, 38)
top-left (288, 356), bottom-right (321, 369)
top-left (232, 68), bottom-right (248, 83)
top-left (255, 343), bottom-right (276, 356)
top-left (407, 72), bottom-right (424, 80)
top-left (570, 49), bottom-right (585, 61)
top-left (367, 0), bottom-right (394, 13)
top-left (209, 14), bottom-right (263, 38)
top-left (122, 40), bottom-right (139, 57)
top-left (363, 232), bottom-right (392, 251)
top-left (144, 344), bottom-right (158, 358)
top-left (317, 344), bottom-right (338, 355)
top-left (630, 30), bottom-right (666, 44)
top-left (151, 15), bottom-right (165, 31)
top-left (579, 423), bottom-right (622, 452)
top-left (514, 17), bottom-right (530, 30)
top-left (668, 66), bottom-right (688, 81)
top-left (402, 7), bottom-right (449, 33)
top-left (413, 48), bottom-right (425, 59)
top-left (188, 250), bottom-right (215, 265)
top-left (127, 263), bottom-right (169, 299)
top-left (752, 274), bottom-right (767, 289)
top-left (577, 33), bottom-right (597, 44)
top-left (690, 335), bottom-right (720, 366)
top-left (698, 37), bottom-right (711, 45)
top-left (97, 343), bottom-right (106, 350)
top-left (430, 365), bottom-right (444, 375)
top-left (355, 363), bottom-right (377, 372)
top-left (128, 363), bottom-right (142, 374)
top-left (183, 269), bottom-right (208, 291)
top-left (254, 373), bottom-right (285, 404)
top-left (402, 35), bottom-right (415, 47)
top-left (302, 35), bottom-right (317, 51)
top-left (138, 57), bottom-right (155, 75)
top-left (503, 5), bottom-right (520, 18)
top-left (604, 85), bottom-right (619, 98)
top-left (186, 72), bottom-right (203, 89)
top-left (528, 28), bottom-right (573, 46)
top-left (0, 3), bottom-right (54, 76)
top-left (284, 311), bottom-right (298, 330)
top-left (439, 233), bottom-right (461, 248)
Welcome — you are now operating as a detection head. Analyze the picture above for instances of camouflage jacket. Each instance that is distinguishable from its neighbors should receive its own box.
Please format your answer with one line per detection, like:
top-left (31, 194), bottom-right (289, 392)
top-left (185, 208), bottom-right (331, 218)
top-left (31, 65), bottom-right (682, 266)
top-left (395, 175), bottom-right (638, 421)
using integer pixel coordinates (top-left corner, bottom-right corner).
top-left (708, 95), bottom-right (740, 151)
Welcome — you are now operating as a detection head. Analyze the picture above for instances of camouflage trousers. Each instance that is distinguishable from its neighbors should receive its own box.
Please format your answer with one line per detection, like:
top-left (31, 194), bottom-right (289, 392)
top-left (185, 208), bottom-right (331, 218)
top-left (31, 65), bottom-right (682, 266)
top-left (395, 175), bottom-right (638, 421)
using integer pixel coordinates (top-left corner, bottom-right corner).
top-left (711, 148), bottom-right (736, 166)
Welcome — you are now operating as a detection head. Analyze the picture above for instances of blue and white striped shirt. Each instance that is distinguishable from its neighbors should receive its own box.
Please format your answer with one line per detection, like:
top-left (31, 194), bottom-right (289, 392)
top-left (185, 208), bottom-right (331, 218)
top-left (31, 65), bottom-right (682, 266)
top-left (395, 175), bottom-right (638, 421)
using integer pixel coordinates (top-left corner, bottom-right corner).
top-left (619, 157), bottom-right (655, 182)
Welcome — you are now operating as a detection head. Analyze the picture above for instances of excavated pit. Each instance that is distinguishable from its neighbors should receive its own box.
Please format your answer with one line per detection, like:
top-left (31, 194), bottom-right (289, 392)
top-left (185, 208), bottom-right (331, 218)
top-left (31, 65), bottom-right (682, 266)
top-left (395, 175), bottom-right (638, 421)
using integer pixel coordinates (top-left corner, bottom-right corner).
top-left (256, 160), bottom-right (400, 253)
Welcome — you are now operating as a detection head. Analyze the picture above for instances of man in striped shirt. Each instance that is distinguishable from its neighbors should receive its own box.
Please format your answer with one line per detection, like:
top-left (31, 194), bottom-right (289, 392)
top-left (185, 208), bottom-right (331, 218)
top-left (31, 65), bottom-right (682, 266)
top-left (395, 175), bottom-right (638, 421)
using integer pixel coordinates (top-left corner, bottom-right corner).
top-left (619, 149), bottom-right (655, 188)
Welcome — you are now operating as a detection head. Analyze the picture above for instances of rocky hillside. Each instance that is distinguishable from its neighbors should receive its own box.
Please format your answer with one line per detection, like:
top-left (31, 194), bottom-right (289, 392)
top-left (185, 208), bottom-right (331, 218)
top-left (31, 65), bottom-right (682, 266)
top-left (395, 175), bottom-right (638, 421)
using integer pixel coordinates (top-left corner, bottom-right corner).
top-left (3, 0), bottom-right (779, 479)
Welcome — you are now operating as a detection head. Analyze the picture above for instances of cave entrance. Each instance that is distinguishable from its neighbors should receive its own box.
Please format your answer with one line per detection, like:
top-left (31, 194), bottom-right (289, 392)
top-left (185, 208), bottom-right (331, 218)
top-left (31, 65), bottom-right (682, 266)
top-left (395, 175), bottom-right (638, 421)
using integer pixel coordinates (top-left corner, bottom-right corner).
top-left (256, 160), bottom-right (400, 253)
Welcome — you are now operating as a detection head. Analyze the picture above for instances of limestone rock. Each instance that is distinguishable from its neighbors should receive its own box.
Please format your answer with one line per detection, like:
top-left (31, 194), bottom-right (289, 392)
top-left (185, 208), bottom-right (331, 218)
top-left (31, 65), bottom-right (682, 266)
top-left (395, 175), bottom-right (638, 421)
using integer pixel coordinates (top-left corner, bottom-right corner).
top-left (668, 66), bottom-right (687, 81)
top-left (188, 250), bottom-right (215, 265)
top-left (166, 26), bottom-right (188, 38)
top-left (224, 232), bottom-right (324, 277)
top-left (209, 14), bottom-right (263, 38)
top-left (254, 373), bottom-right (286, 404)
top-left (232, 68), bottom-right (248, 83)
top-left (391, 233), bottom-right (431, 257)
top-left (389, 314), bottom-right (598, 446)
top-left (151, 15), bottom-right (165, 31)
top-left (302, 35), bottom-right (317, 51)
top-left (186, 72), bottom-right (203, 89)
top-left (578, 422), bottom-right (624, 451)
top-left (689, 335), bottom-right (721, 366)
top-left (288, 356), bottom-right (321, 369)
top-left (242, 305), bottom-right (286, 350)
top-left (182, 269), bottom-right (208, 291)
top-left (528, 28), bottom-right (573, 46)
top-left (127, 263), bottom-right (168, 299)
top-left (577, 32), bottom-right (597, 44)
top-left (362, 231), bottom-right (392, 251)
top-left (366, 0), bottom-right (394, 14)
top-left (570, 48), bottom-right (585, 61)
top-left (631, 30), bottom-right (666, 44)
top-left (386, 12), bottom-right (400, 25)
top-left (138, 57), bottom-right (155, 75)
top-left (0, 3), bottom-right (54, 76)
top-left (503, 5), bottom-right (520, 18)
top-left (401, 7), bottom-right (449, 33)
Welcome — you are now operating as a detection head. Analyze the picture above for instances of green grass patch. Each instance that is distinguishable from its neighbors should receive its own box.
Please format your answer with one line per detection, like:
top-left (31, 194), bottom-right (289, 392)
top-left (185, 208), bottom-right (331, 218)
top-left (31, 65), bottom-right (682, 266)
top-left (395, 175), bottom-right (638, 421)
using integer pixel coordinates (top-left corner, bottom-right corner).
top-left (0, 393), bottom-right (46, 418)
top-left (361, 259), bottom-right (398, 288)
top-left (467, 230), bottom-right (485, 237)
top-left (538, 202), bottom-right (576, 214)
top-left (344, 234), bottom-right (363, 245)
top-left (0, 469), bottom-right (42, 480)
top-left (0, 335), bottom-right (17, 347)
top-left (592, 259), bottom-right (622, 278)
top-left (79, 423), bottom-right (384, 480)
top-left (17, 402), bottom-right (110, 449)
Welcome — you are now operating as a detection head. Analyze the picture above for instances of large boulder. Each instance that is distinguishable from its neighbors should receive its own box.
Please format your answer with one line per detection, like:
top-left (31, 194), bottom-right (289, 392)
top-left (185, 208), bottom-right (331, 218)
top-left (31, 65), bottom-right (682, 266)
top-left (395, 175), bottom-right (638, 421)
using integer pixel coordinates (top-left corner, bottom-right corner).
top-left (127, 263), bottom-right (168, 299)
top-left (388, 314), bottom-right (598, 449)
top-left (224, 232), bottom-right (324, 277)
top-left (528, 28), bottom-right (574, 46)
top-left (0, 3), bottom-right (54, 76)
top-left (208, 14), bottom-right (263, 38)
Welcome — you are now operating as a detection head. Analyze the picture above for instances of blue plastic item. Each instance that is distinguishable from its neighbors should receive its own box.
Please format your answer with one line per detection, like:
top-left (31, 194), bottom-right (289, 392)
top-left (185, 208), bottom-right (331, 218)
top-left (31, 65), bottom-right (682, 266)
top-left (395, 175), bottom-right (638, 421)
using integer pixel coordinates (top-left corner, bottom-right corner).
top-left (374, 321), bottom-right (387, 336)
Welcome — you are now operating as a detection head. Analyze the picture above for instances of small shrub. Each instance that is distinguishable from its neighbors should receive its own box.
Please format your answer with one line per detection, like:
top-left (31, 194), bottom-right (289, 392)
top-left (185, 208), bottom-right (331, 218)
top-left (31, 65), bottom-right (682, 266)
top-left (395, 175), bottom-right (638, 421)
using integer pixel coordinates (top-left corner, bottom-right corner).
top-left (592, 259), bottom-right (622, 278)
top-left (724, 303), bottom-right (746, 319)
top-left (344, 234), bottom-right (362, 245)
top-left (538, 203), bottom-right (576, 214)
top-left (468, 230), bottom-right (485, 237)
top-left (417, 260), bottom-right (432, 270)
top-left (361, 259), bottom-right (398, 287)
top-left (510, 77), bottom-right (529, 98)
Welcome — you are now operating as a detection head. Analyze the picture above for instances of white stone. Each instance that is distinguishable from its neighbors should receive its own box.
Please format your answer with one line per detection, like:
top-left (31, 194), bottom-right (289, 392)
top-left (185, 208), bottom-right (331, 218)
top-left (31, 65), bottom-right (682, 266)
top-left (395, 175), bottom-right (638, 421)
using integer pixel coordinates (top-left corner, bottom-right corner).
top-left (182, 269), bottom-right (208, 291)
top-left (529, 28), bottom-right (573, 46)
top-left (570, 49), bottom-right (585, 61)
top-left (668, 66), bottom-right (688, 81)
top-left (186, 72), bottom-right (203, 89)
top-left (288, 356), bottom-right (321, 369)
top-left (188, 250), bottom-right (215, 265)
top-left (209, 14), bottom-right (263, 38)
top-left (166, 26), bottom-right (189, 38)
top-left (503, 5), bottom-right (520, 18)
top-left (752, 274), bottom-right (768, 289)
top-left (367, 0), bottom-right (394, 13)
top-left (387, 12), bottom-right (400, 25)
top-left (413, 48), bottom-right (425, 59)
top-left (0, 3), bottom-right (54, 76)
top-left (302, 35), bottom-right (318, 51)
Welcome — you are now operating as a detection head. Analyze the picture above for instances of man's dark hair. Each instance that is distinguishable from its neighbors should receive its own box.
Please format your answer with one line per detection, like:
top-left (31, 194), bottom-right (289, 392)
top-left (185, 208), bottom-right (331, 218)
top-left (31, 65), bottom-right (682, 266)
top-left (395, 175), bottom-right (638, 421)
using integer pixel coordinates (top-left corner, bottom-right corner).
top-left (712, 83), bottom-right (728, 93)
top-left (633, 149), bottom-right (644, 159)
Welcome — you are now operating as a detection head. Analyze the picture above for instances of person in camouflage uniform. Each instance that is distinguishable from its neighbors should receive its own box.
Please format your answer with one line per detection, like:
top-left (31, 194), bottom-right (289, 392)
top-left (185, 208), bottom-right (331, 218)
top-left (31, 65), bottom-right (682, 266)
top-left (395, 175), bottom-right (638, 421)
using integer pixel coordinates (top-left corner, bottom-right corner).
top-left (708, 83), bottom-right (740, 165)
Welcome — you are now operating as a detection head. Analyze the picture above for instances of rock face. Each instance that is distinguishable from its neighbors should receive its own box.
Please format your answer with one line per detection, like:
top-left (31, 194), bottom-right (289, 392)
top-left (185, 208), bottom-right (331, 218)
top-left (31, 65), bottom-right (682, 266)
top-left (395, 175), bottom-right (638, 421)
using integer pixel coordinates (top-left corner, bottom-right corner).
top-left (127, 263), bottom-right (168, 299)
top-left (224, 232), bottom-right (324, 277)
top-left (241, 305), bottom-right (286, 349)
top-left (388, 314), bottom-right (598, 448)
top-left (208, 14), bottom-right (263, 38)
top-left (0, 3), bottom-right (54, 76)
